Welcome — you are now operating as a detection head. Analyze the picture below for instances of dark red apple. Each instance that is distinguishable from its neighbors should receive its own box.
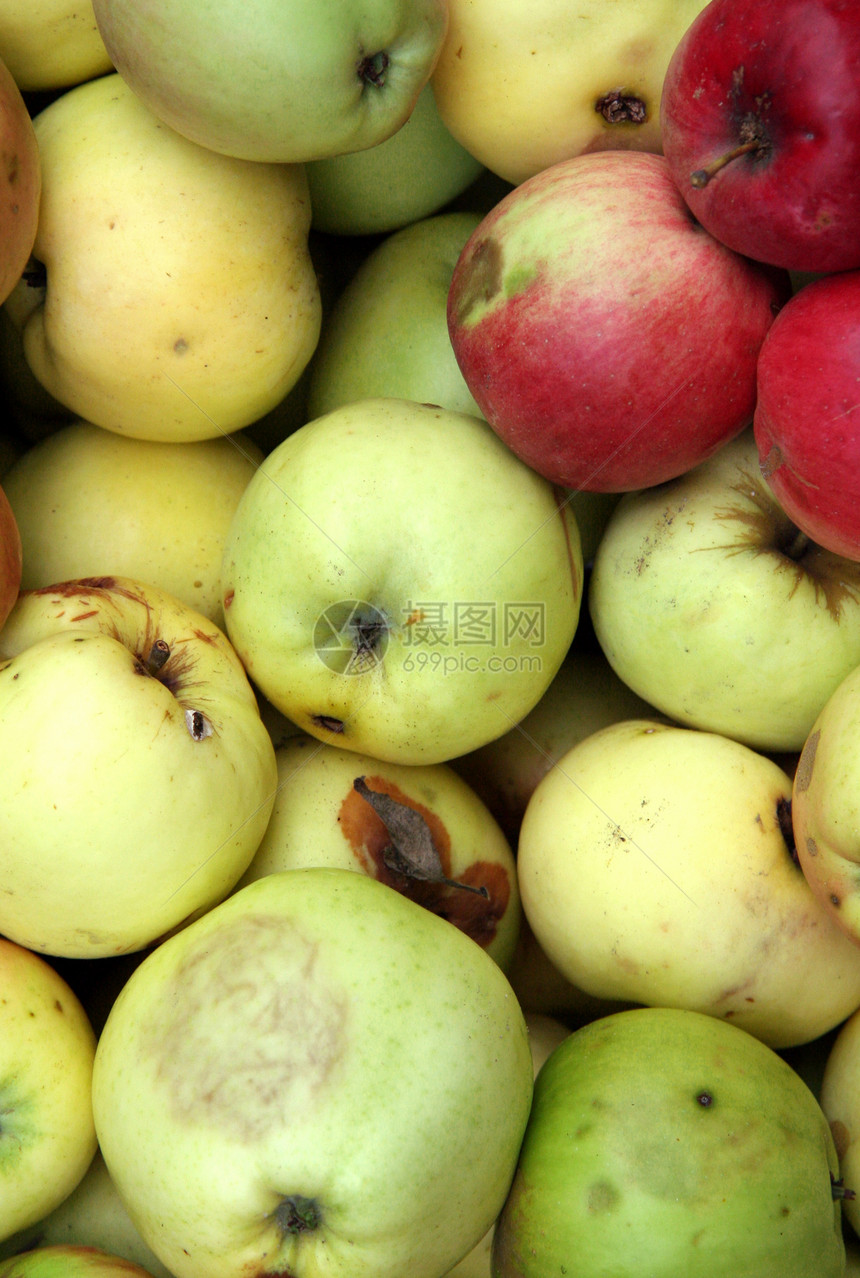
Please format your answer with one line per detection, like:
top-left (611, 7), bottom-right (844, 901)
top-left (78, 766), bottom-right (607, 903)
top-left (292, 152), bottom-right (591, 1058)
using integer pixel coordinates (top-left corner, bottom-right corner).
top-left (446, 150), bottom-right (788, 493)
top-left (0, 52), bottom-right (40, 306)
top-left (660, 0), bottom-right (860, 274)
top-left (754, 270), bottom-right (860, 561)
top-left (0, 480), bottom-right (22, 629)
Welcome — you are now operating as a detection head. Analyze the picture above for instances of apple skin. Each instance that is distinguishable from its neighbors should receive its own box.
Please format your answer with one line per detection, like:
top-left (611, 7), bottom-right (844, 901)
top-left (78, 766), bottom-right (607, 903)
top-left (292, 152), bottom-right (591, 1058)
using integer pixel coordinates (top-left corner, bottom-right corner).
top-left (447, 151), bottom-right (789, 492)
top-left (0, 1246), bottom-right (159, 1277)
top-left (820, 1006), bottom-right (860, 1241)
top-left (0, 938), bottom-right (98, 1244)
top-left (754, 270), bottom-right (860, 561)
top-left (0, 576), bottom-right (278, 958)
top-left (91, 0), bottom-right (448, 163)
top-left (0, 0), bottom-right (112, 92)
top-left (589, 427), bottom-right (860, 753)
top-left (492, 1007), bottom-right (846, 1277)
top-left (660, 0), bottom-right (860, 274)
top-left (0, 478), bottom-right (22, 631)
top-left (91, 867), bottom-right (534, 1278)
top-left (0, 52), bottom-right (40, 307)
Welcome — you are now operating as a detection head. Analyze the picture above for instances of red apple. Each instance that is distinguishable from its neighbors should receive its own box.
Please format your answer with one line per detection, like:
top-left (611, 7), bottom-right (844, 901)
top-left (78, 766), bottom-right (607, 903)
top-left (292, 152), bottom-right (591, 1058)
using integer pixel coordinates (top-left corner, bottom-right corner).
top-left (0, 52), bottom-right (40, 305)
top-left (754, 270), bottom-right (860, 560)
top-left (0, 480), bottom-right (22, 630)
top-left (446, 151), bottom-right (788, 492)
top-left (660, 0), bottom-right (860, 274)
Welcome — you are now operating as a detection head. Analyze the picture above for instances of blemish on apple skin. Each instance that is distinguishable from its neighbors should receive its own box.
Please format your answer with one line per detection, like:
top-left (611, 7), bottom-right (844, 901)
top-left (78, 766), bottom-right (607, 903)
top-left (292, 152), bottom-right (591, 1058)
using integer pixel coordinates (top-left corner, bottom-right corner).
top-left (173, 337), bottom-right (189, 354)
top-left (311, 714), bottom-right (345, 735)
top-left (794, 730), bottom-right (819, 793)
top-left (223, 587), bottom-right (234, 610)
top-left (452, 236), bottom-right (502, 327)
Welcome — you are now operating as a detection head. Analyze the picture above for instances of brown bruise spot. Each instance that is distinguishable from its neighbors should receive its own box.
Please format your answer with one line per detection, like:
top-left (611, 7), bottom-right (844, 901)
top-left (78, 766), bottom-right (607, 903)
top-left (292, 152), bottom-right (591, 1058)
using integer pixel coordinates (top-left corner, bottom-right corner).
top-left (794, 730), bottom-right (820, 793)
top-left (338, 776), bottom-right (509, 950)
top-left (311, 714), bottom-right (345, 735)
top-left (223, 588), bottom-right (235, 610)
top-left (451, 236), bottom-right (502, 328)
top-left (806, 836), bottom-right (819, 858)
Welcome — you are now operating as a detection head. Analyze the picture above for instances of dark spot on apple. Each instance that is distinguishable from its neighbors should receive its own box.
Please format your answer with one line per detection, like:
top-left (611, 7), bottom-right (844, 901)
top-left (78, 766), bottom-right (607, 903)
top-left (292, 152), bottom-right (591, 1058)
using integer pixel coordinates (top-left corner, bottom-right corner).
top-left (587, 1181), bottom-right (619, 1212)
top-left (273, 1194), bottom-right (322, 1236)
top-left (831, 893), bottom-right (841, 907)
top-left (185, 708), bottom-right (212, 741)
top-left (759, 444), bottom-right (783, 480)
top-left (311, 714), bottom-right (345, 734)
top-left (173, 337), bottom-right (188, 354)
top-left (794, 730), bottom-right (819, 794)
top-left (452, 236), bottom-right (502, 327)
top-left (223, 588), bottom-right (234, 609)
top-left (595, 89), bottom-right (647, 124)
top-left (696, 1090), bottom-right (714, 1107)
top-left (775, 795), bottom-right (797, 865)
top-left (356, 49), bottom-right (389, 88)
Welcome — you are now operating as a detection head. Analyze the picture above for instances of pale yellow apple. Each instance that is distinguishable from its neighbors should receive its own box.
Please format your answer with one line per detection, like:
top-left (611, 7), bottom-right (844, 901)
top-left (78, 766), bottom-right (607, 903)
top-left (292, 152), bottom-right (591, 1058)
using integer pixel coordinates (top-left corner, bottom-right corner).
top-left (234, 733), bottom-right (522, 971)
top-left (0, 937), bottom-right (98, 1242)
top-left (2, 419), bottom-right (263, 626)
top-left (431, 0), bottom-right (710, 186)
top-left (820, 1008), bottom-right (860, 1240)
top-left (518, 719), bottom-right (860, 1048)
top-left (0, 0), bottom-right (112, 91)
top-left (7, 73), bottom-right (321, 442)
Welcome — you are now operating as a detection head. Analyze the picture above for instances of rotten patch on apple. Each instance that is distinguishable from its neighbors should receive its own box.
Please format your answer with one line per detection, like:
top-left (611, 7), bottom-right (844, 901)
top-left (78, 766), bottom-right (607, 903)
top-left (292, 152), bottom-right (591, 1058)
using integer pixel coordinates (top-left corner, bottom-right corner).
top-left (340, 775), bottom-right (510, 951)
top-left (595, 89), bottom-right (647, 125)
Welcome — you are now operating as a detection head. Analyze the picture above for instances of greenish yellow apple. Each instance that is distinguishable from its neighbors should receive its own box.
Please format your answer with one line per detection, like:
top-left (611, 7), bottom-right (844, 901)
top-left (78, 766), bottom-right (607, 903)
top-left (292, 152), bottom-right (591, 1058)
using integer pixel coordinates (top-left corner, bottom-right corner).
top-left (792, 663), bottom-right (860, 946)
top-left (493, 1006), bottom-right (846, 1277)
top-left (817, 1007), bottom-right (860, 1239)
top-left (2, 419), bottom-right (263, 626)
top-left (0, 0), bottom-right (112, 92)
top-left (221, 397), bottom-right (583, 765)
top-left (589, 427), bottom-right (860, 753)
top-left (431, 0), bottom-right (710, 186)
top-left (6, 73), bottom-right (321, 442)
top-left (234, 733), bottom-right (521, 971)
top-left (0, 937), bottom-right (97, 1243)
top-left (517, 718), bottom-right (860, 1048)
top-left (306, 211), bottom-right (485, 421)
top-left (0, 576), bottom-right (277, 958)
top-left (92, 866), bottom-right (534, 1278)
top-left (0, 1152), bottom-right (171, 1278)
top-left (0, 1246), bottom-right (158, 1277)
top-left (91, 0), bottom-right (448, 163)
top-left (305, 83), bottom-right (484, 236)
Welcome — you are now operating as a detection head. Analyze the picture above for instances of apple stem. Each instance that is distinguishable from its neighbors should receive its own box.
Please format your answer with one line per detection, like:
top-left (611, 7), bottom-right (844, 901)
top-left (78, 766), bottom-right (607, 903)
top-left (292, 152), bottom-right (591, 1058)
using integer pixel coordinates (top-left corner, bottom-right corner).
top-left (144, 639), bottom-right (170, 675)
top-left (690, 139), bottom-right (763, 189)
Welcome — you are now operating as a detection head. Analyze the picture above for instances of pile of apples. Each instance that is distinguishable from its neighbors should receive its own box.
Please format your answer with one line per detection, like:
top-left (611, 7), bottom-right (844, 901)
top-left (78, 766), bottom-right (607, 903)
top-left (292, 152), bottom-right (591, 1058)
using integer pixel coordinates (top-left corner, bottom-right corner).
top-left (1, 0), bottom-right (860, 1275)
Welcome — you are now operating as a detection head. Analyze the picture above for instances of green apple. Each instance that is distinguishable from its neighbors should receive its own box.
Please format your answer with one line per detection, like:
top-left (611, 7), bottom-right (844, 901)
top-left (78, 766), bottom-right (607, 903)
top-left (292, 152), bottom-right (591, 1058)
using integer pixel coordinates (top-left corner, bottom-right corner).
top-left (221, 397), bottom-right (583, 765)
top-left (791, 662), bottom-right (860, 946)
top-left (5, 73), bottom-right (322, 443)
top-left (0, 575), bottom-right (277, 958)
top-left (91, 0), bottom-right (448, 163)
top-left (92, 866), bottom-right (534, 1278)
top-left (589, 427), bottom-right (860, 753)
top-left (234, 733), bottom-right (521, 971)
top-left (0, 0), bottom-right (112, 92)
top-left (305, 83), bottom-right (484, 236)
top-left (0, 1153), bottom-right (171, 1278)
top-left (493, 1006), bottom-right (846, 1277)
top-left (2, 420), bottom-right (263, 626)
top-left (306, 211), bottom-right (485, 421)
top-left (431, 0), bottom-right (710, 186)
top-left (0, 937), bottom-right (97, 1243)
top-left (821, 1007), bottom-right (860, 1242)
top-left (451, 641), bottom-right (658, 845)
top-left (517, 718), bottom-right (860, 1048)
top-left (0, 1246), bottom-right (159, 1277)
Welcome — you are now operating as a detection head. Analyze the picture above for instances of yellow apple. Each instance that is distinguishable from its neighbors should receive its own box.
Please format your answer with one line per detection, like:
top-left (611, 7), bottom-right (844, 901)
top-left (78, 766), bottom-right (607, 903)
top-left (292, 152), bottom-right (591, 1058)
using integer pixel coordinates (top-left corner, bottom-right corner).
top-left (0, 0), bottom-right (112, 92)
top-left (0, 937), bottom-right (97, 1242)
top-left (431, 0), bottom-right (710, 186)
top-left (2, 419), bottom-right (263, 626)
top-left (6, 73), bottom-right (321, 442)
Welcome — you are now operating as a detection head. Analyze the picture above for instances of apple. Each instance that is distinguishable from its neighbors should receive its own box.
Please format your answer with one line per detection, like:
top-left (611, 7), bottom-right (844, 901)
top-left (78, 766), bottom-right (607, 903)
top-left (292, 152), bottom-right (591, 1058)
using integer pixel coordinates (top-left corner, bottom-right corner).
top-left (431, 0), bottom-right (710, 187)
top-left (791, 661), bottom-right (860, 946)
top-left (304, 82), bottom-right (484, 237)
top-left (517, 718), bottom-right (860, 1048)
top-left (504, 915), bottom-right (633, 1027)
top-left (0, 575), bottom-right (278, 958)
top-left (447, 150), bottom-right (789, 493)
top-left (0, 478), bottom-right (22, 631)
top-left (493, 1006), bottom-right (847, 1276)
top-left (233, 733), bottom-right (522, 972)
top-left (221, 397), bottom-right (583, 766)
top-left (660, 0), bottom-right (860, 274)
top-left (306, 210), bottom-right (486, 421)
top-left (91, 0), bottom-right (449, 163)
top-left (0, 52), bottom-right (40, 308)
top-left (0, 1151), bottom-right (172, 1278)
top-left (92, 866), bottom-right (534, 1278)
top-left (1, 419), bottom-right (264, 626)
top-left (754, 269), bottom-right (860, 561)
top-left (0, 1247), bottom-right (159, 1277)
top-left (4, 73), bottom-right (322, 443)
top-left (0, 308), bottom-right (76, 444)
top-left (820, 1006), bottom-right (860, 1242)
top-left (0, 937), bottom-right (97, 1243)
top-left (0, 0), bottom-right (112, 92)
top-left (589, 427), bottom-right (860, 753)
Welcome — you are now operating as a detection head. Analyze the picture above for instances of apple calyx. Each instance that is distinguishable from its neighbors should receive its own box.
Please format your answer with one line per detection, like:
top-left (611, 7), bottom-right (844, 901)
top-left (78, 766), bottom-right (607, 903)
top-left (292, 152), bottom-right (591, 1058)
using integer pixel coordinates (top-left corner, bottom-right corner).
top-left (274, 1194), bottom-right (322, 1236)
top-left (831, 1173), bottom-right (856, 1202)
top-left (357, 49), bottom-right (390, 88)
top-left (595, 90), bottom-right (647, 125)
top-left (353, 776), bottom-right (489, 899)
